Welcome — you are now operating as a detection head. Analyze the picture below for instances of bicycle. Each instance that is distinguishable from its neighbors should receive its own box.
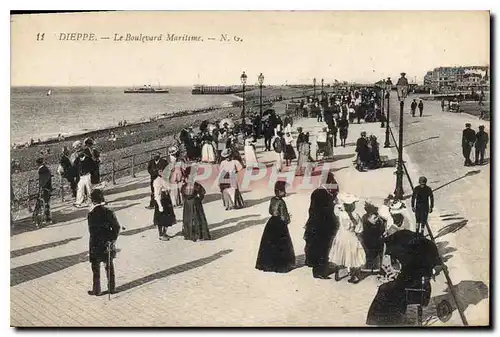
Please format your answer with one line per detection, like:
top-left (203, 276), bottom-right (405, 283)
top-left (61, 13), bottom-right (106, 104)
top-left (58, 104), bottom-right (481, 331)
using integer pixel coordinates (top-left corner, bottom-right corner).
top-left (32, 189), bottom-right (52, 228)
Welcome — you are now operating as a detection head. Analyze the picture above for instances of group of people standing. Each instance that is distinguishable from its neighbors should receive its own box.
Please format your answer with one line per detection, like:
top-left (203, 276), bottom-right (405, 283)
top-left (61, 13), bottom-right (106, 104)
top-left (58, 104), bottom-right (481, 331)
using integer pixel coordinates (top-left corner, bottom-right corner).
top-left (461, 123), bottom-right (489, 166)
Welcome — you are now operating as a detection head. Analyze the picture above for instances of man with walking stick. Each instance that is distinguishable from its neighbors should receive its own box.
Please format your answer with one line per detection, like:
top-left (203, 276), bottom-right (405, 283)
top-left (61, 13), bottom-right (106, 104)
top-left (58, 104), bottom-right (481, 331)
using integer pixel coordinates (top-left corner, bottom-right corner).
top-left (87, 189), bottom-right (121, 297)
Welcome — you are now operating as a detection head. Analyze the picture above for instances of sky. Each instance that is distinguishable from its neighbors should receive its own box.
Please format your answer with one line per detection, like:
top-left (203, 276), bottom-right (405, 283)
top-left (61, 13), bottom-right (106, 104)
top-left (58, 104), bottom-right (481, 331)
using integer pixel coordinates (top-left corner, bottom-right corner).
top-left (10, 11), bottom-right (490, 87)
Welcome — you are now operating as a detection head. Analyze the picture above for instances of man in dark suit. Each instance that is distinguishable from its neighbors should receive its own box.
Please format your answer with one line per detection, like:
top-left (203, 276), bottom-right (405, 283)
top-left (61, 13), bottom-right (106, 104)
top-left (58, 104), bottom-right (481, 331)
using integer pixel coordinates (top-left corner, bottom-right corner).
top-left (411, 176), bottom-right (434, 235)
top-left (410, 99), bottom-right (417, 117)
top-left (87, 189), bottom-right (121, 296)
top-left (146, 151), bottom-right (168, 209)
top-left (475, 125), bottom-right (489, 165)
top-left (36, 157), bottom-right (52, 225)
top-left (462, 123), bottom-right (476, 166)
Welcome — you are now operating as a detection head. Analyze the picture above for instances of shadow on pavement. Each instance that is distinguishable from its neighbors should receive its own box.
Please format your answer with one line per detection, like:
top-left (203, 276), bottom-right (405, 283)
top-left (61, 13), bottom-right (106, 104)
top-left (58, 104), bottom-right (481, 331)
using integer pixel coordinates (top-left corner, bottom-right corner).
top-left (403, 136), bottom-right (440, 149)
top-left (211, 218), bottom-right (267, 240)
top-left (121, 224), bottom-right (156, 237)
top-left (11, 251), bottom-right (88, 286)
top-left (435, 241), bottom-right (457, 266)
top-left (421, 280), bottom-right (489, 326)
top-left (440, 213), bottom-right (459, 218)
top-left (440, 216), bottom-right (465, 222)
top-left (114, 249), bottom-right (233, 294)
top-left (202, 193), bottom-right (222, 204)
top-left (109, 192), bottom-right (151, 204)
top-left (433, 170), bottom-right (481, 194)
top-left (333, 153), bottom-right (356, 161)
top-left (11, 237), bottom-right (82, 258)
top-left (11, 202), bottom-right (141, 237)
top-left (209, 214), bottom-right (260, 230)
top-left (104, 180), bottom-right (150, 196)
top-left (244, 193), bottom-right (297, 208)
top-left (435, 220), bottom-right (469, 240)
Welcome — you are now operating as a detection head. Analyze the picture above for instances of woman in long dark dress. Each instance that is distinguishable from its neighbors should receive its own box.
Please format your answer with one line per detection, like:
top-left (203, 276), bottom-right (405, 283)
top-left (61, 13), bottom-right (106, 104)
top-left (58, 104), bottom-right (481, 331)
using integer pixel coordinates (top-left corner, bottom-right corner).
top-left (303, 172), bottom-right (339, 279)
top-left (181, 166), bottom-right (211, 241)
top-left (153, 168), bottom-right (176, 241)
top-left (255, 181), bottom-right (295, 273)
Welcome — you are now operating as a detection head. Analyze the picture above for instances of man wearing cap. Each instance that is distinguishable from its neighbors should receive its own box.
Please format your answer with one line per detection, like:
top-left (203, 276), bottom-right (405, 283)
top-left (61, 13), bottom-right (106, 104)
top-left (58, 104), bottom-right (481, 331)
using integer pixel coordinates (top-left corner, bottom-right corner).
top-left (474, 125), bottom-right (489, 165)
top-left (87, 189), bottom-right (121, 296)
top-left (411, 176), bottom-right (434, 234)
top-left (146, 151), bottom-right (168, 209)
top-left (462, 123), bottom-right (476, 166)
top-left (35, 157), bottom-right (53, 225)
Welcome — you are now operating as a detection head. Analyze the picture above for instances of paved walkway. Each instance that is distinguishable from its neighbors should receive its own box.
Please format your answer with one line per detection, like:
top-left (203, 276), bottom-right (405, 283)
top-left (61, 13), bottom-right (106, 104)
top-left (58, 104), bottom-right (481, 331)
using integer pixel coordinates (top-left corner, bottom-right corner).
top-left (10, 101), bottom-right (489, 326)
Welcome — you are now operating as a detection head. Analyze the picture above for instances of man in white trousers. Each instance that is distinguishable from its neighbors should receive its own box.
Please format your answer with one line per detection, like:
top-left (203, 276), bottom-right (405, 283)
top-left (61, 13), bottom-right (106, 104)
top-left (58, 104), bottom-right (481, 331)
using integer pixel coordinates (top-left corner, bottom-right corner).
top-left (74, 147), bottom-right (95, 207)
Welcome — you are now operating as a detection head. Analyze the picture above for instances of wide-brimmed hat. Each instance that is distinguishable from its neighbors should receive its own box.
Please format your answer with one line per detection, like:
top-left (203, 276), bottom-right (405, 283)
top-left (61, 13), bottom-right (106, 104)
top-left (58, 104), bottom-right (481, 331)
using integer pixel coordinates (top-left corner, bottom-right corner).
top-left (168, 145), bottom-right (179, 155)
top-left (221, 148), bottom-right (232, 158)
top-left (338, 193), bottom-right (359, 205)
top-left (389, 200), bottom-right (404, 210)
top-left (72, 140), bottom-right (82, 149)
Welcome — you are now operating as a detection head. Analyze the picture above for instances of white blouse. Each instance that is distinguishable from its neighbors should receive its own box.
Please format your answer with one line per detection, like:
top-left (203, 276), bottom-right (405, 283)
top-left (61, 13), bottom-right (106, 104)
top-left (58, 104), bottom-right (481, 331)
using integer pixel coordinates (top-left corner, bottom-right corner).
top-left (153, 176), bottom-right (170, 211)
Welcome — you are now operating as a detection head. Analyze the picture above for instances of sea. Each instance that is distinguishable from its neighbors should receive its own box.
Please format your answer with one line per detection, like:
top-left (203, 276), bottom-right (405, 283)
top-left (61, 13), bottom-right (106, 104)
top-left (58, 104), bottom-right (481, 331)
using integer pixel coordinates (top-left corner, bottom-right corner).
top-left (10, 86), bottom-right (240, 145)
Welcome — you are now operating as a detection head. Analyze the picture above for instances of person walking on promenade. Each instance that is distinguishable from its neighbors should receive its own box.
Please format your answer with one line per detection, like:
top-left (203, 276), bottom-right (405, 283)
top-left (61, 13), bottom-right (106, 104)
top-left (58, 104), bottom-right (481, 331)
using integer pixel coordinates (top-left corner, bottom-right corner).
top-left (330, 194), bottom-right (365, 284)
top-left (181, 166), bottom-right (211, 242)
top-left (338, 116), bottom-right (349, 147)
top-left (410, 99), bottom-right (417, 117)
top-left (418, 100), bottom-right (424, 117)
top-left (355, 132), bottom-right (370, 171)
top-left (201, 131), bottom-right (216, 163)
top-left (59, 146), bottom-right (77, 198)
top-left (87, 189), bottom-right (121, 296)
top-left (441, 98), bottom-right (445, 111)
top-left (146, 151), bottom-right (168, 209)
top-left (256, 181), bottom-right (295, 273)
top-left (167, 146), bottom-right (184, 208)
top-left (263, 120), bottom-right (274, 152)
top-left (411, 176), bottom-right (434, 235)
top-left (219, 149), bottom-right (245, 210)
top-left (283, 132), bottom-right (296, 167)
top-left (153, 167), bottom-right (177, 241)
top-left (34, 157), bottom-right (53, 225)
top-left (474, 125), bottom-right (489, 165)
top-left (244, 137), bottom-right (258, 168)
top-left (462, 123), bottom-right (476, 166)
top-left (273, 132), bottom-right (286, 172)
top-left (304, 172), bottom-right (339, 279)
top-left (74, 144), bottom-right (95, 208)
top-left (84, 138), bottom-right (101, 185)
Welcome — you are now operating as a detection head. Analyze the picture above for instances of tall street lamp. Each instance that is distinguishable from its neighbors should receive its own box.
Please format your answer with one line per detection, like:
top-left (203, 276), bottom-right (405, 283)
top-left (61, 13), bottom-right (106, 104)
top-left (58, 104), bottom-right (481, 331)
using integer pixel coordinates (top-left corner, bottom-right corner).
top-left (258, 73), bottom-right (264, 118)
top-left (240, 71), bottom-right (248, 126)
top-left (321, 78), bottom-right (324, 94)
top-left (380, 79), bottom-right (386, 128)
top-left (394, 72), bottom-right (409, 200)
top-left (313, 78), bottom-right (317, 98)
top-left (384, 77), bottom-right (393, 148)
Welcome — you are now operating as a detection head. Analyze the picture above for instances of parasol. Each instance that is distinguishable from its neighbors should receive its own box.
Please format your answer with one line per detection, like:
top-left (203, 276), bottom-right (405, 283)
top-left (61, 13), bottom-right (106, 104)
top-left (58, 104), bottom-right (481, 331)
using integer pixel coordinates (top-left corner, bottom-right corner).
top-left (219, 118), bottom-right (234, 128)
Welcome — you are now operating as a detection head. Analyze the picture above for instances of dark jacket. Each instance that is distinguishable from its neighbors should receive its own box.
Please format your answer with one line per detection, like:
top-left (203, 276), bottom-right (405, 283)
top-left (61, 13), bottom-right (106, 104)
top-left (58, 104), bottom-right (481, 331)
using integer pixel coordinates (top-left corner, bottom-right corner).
top-left (77, 150), bottom-right (96, 176)
top-left (475, 130), bottom-right (489, 148)
top-left (411, 185), bottom-right (434, 210)
top-left (147, 158), bottom-right (168, 180)
top-left (88, 205), bottom-right (121, 263)
top-left (462, 128), bottom-right (476, 146)
top-left (38, 164), bottom-right (52, 192)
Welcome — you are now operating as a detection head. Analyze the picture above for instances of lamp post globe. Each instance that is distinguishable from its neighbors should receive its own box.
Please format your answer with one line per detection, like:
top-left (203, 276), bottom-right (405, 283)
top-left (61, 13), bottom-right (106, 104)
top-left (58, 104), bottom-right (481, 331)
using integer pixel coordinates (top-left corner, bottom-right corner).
top-left (394, 72), bottom-right (409, 200)
top-left (258, 73), bottom-right (264, 118)
top-left (240, 71), bottom-right (248, 127)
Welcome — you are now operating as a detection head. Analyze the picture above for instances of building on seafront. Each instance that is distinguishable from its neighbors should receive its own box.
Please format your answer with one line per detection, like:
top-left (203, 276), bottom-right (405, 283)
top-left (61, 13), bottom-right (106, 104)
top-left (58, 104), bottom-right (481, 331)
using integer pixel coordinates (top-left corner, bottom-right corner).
top-left (423, 66), bottom-right (489, 93)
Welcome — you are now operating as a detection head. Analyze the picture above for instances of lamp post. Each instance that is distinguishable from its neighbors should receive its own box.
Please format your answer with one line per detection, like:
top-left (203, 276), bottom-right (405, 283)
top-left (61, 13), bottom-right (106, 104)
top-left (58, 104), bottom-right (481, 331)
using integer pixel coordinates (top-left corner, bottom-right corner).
top-left (313, 78), bottom-right (317, 98)
top-left (240, 71), bottom-right (248, 126)
top-left (394, 73), bottom-right (409, 200)
top-left (258, 73), bottom-right (264, 118)
top-left (380, 79), bottom-right (386, 128)
top-left (384, 77), bottom-right (393, 148)
top-left (321, 78), bottom-right (324, 95)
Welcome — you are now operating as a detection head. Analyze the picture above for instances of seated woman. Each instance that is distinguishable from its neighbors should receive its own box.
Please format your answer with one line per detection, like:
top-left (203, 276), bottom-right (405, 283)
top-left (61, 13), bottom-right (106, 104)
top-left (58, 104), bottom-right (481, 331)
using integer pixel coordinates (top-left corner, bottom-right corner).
top-left (255, 181), bottom-right (295, 273)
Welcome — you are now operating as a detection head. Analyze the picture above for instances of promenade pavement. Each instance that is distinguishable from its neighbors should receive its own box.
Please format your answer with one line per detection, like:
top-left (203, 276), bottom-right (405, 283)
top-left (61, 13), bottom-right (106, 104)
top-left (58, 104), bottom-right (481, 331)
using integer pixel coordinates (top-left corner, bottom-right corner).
top-left (10, 100), bottom-right (489, 326)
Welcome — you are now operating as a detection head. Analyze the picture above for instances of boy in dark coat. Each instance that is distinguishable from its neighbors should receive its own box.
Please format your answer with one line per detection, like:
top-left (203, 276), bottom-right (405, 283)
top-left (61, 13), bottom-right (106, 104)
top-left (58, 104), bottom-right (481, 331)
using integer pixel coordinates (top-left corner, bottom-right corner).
top-left (87, 189), bottom-right (121, 296)
top-left (411, 176), bottom-right (434, 234)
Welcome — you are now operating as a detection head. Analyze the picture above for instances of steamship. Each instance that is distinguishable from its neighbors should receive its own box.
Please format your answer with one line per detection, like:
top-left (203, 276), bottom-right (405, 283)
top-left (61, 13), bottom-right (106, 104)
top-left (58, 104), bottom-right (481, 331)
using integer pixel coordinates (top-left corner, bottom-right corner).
top-left (124, 84), bottom-right (169, 94)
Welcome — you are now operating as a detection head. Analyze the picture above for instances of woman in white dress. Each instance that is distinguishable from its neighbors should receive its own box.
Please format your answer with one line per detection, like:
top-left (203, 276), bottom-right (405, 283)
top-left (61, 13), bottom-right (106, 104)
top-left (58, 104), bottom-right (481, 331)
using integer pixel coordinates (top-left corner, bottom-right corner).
top-left (167, 146), bottom-right (184, 208)
top-left (218, 149), bottom-right (245, 210)
top-left (244, 138), bottom-right (258, 168)
top-left (330, 194), bottom-right (366, 283)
